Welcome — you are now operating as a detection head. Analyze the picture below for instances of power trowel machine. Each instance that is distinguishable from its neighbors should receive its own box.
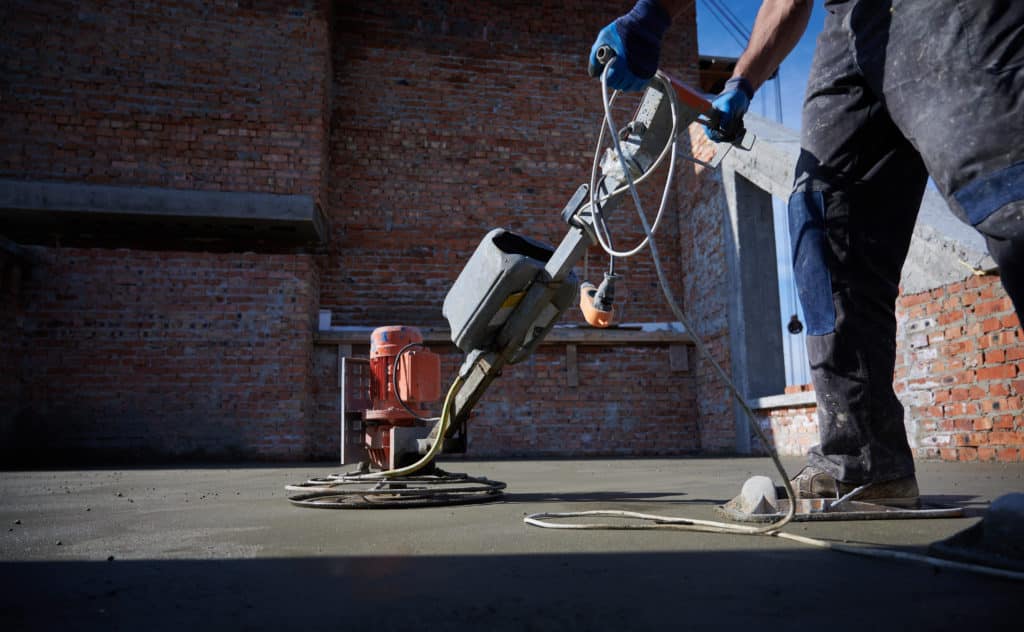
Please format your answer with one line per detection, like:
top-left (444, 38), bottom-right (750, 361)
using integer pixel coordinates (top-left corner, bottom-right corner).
top-left (285, 59), bottom-right (749, 508)
top-left (281, 52), bottom-right (1024, 585)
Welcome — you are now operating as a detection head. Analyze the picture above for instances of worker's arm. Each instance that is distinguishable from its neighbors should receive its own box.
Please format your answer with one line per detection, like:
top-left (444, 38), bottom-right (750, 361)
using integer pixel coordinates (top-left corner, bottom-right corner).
top-left (733, 0), bottom-right (813, 91)
top-left (705, 0), bottom-right (811, 142)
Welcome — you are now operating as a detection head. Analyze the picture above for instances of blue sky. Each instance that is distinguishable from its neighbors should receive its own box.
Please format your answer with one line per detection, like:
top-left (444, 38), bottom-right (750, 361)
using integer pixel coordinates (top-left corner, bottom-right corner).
top-left (696, 1), bottom-right (828, 129)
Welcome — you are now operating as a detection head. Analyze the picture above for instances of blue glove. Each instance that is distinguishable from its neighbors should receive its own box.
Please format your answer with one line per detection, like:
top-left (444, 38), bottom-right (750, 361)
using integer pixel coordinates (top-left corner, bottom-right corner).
top-left (588, 0), bottom-right (671, 92)
top-left (705, 77), bottom-right (753, 143)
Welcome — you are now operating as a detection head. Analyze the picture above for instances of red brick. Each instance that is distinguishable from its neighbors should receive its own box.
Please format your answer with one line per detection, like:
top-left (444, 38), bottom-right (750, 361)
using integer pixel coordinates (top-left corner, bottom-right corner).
top-left (957, 447), bottom-right (978, 461)
top-left (984, 349), bottom-right (1006, 363)
top-left (996, 448), bottom-right (1020, 461)
top-left (994, 415), bottom-right (1015, 430)
top-left (990, 383), bottom-right (1011, 397)
top-left (981, 318), bottom-right (1002, 333)
top-left (988, 431), bottom-right (1024, 445)
top-left (977, 365), bottom-right (1018, 381)
top-left (973, 417), bottom-right (994, 431)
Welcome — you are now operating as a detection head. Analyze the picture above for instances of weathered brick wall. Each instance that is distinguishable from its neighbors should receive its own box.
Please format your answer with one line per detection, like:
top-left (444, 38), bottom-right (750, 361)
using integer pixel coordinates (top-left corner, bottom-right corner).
top-left (467, 345), bottom-right (699, 456)
top-left (896, 274), bottom-right (1023, 462)
top-left (754, 274), bottom-right (1023, 463)
top-left (313, 0), bottom-right (706, 459)
top-left (6, 247), bottom-right (319, 463)
top-left (4, 0), bottom-right (711, 461)
top-left (322, 0), bottom-right (698, 326)
top-left (752, 385), bottom-right (818, 457)
top-left (310, 341), bottom-right (700, 459)
top-left (1, 2), bottom-right (329, 461)
top-left (0, 0), bottom-right (331, 199)
top-left (675, 126), bottom-right (736, 452)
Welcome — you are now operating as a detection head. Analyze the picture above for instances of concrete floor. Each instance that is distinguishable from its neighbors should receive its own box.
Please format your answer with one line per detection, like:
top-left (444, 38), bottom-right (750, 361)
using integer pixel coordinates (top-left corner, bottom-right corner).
top-left (1, 457), bottom-right (1020, 630)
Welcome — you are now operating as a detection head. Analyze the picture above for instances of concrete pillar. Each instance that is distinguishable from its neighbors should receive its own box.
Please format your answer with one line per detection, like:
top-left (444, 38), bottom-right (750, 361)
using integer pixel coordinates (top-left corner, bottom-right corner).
top-left (721, 167), bottom-right (786, 453)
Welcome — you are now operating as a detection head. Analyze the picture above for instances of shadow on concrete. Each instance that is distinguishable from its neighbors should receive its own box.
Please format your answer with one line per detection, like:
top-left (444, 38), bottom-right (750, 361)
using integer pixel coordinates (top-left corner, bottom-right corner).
top-left (0, 551), bottom-right (1015, 631)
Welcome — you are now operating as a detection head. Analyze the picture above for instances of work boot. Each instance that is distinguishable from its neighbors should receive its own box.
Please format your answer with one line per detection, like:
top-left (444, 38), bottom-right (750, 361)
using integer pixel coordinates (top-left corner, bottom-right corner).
top-left (788, 465), bottom-right (920, 508)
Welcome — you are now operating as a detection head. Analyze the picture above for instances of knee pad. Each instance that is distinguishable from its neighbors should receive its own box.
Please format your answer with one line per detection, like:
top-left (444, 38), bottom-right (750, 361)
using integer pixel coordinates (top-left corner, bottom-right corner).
top-left (955, 160), bottom-right (1024, 241)
top-left (788, 189), bottom-right (836, 335)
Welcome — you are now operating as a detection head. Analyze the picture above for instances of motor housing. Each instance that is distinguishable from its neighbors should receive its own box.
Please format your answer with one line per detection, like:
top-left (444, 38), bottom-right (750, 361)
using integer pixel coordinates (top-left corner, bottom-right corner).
top-left (363, 326), bottom-right (441, 470)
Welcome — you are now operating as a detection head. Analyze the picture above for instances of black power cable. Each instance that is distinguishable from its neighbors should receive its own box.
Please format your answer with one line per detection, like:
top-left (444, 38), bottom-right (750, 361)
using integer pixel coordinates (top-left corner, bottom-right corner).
top-left (391, 342), bottom-right (437, 422)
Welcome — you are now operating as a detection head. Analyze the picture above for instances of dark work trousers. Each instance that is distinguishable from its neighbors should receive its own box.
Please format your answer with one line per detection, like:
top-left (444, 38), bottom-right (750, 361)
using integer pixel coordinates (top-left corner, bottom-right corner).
top-left (790, 0), bottom-right (1024, 483)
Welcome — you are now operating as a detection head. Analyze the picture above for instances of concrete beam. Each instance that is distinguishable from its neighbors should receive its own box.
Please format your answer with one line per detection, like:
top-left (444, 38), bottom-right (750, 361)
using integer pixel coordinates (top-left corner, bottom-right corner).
top-left (720, 164), bottom-right (787, 454)
top-left (0, 179), bottom-right (327, 249)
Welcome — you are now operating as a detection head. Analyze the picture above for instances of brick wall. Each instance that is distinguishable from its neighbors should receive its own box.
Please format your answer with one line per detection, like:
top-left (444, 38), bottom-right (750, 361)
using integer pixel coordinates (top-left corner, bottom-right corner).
top-left (310, 341), bottom-right (700, 459)
top-left (896, 274), bottom-right (1023, 462)
top-left (0, 0), bottom-right (331, 198)
top-left (675, 126), bottom-right (736, 452)
top-left (1, 2), bottom-right (329, 461)
top-left (466, 345), bottom-right (700, 456)
top-left (753, 385), bottom-right (818, 458)
top-left (3, 0), bottom-right (714, 462)
top-left (754, 274), bottom-right (1023, 463)
top-left (322, 0), bottom-right (698, 326)
top-left (312, 0), bottom-right (707, 459)
top-left (6, 247), bottom-right (319, 463)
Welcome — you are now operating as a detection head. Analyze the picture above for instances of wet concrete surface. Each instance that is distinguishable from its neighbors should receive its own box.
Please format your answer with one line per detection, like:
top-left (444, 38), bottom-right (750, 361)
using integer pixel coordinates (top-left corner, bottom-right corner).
top-left (1, 457), bottom-right (1020, 630)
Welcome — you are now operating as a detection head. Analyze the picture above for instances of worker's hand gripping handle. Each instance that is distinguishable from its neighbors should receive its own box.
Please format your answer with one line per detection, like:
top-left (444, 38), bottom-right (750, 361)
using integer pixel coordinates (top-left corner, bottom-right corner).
top-left (592, 48), bottom-right (745, 145)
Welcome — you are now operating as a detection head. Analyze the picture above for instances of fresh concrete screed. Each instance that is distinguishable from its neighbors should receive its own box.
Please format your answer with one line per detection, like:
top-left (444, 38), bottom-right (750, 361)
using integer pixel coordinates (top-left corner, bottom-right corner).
top-left (1, 458), bottom-right (1019, 630)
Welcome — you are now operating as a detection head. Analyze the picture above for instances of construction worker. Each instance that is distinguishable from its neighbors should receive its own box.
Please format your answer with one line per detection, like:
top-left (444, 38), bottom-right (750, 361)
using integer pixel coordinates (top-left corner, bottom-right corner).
top-left (590, 0), bottom-right (1023, 504)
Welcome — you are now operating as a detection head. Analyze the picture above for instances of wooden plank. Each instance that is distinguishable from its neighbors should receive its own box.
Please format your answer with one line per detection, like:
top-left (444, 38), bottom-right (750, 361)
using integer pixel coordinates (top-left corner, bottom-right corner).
top-left (316, 326), bottom-right (694, 347)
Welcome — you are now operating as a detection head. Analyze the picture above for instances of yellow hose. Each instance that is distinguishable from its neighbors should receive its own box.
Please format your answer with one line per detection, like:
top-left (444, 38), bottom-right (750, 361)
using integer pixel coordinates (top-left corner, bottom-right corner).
top-left (352, 375), bottom-right (465, 480)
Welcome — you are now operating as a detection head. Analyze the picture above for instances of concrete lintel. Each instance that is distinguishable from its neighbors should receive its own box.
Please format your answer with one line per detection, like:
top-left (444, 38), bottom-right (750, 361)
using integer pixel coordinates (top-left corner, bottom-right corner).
top-left (0, 179), bottom-right (327, 245)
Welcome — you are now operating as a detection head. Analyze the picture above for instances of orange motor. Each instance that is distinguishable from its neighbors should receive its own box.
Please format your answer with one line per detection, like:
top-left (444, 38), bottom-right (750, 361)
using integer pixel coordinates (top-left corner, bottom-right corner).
top-left (367, 326), bottom-right (441, 422)
top-left (364, 326), bottom-right (441, 470)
